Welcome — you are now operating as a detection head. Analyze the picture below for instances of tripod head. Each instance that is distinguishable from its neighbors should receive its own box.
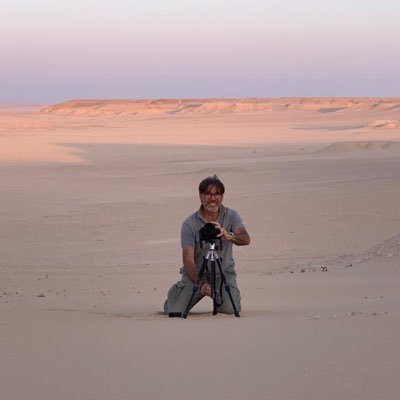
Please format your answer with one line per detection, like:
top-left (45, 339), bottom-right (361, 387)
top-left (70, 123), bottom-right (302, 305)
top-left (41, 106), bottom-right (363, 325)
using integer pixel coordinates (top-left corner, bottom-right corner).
top-left (199, 237), bottom-right (222, 251)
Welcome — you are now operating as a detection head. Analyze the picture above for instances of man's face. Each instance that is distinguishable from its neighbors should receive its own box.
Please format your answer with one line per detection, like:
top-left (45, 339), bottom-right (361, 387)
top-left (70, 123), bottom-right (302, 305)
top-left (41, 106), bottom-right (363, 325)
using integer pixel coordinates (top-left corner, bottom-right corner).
top-left (200, 185), bottom-right (224, 213)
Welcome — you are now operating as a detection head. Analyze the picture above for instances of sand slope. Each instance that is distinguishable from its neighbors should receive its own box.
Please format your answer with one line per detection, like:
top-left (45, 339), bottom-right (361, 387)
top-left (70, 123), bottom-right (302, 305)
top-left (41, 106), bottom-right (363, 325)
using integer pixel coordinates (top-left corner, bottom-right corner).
top-left (1, 98), bottom-right (400, 400)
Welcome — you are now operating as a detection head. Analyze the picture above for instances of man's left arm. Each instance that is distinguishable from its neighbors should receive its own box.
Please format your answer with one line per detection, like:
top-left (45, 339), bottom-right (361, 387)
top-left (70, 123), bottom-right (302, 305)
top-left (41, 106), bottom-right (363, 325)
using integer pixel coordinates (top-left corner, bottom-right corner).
top-left (213, 222), bottom-right (250, 246)
top-left (229, 225), bottom-right (250, 246)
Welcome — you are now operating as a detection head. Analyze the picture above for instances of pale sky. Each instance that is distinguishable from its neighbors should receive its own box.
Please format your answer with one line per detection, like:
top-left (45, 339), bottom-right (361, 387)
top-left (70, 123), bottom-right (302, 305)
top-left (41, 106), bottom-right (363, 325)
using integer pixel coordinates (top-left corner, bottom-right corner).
top-left (1, 0), bottom-right (399, 103)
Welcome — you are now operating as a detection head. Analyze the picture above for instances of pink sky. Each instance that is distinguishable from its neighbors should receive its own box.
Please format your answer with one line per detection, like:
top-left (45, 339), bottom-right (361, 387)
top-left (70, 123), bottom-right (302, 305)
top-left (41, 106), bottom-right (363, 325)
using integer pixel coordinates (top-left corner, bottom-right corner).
top-left (1, 0), bottom-right (399, 102)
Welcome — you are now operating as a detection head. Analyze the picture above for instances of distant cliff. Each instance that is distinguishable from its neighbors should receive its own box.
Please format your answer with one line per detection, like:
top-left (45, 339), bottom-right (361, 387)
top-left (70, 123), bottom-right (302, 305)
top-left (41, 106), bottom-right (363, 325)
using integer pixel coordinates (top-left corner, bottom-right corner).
top-left (41, 98), bottom-right (400, 117)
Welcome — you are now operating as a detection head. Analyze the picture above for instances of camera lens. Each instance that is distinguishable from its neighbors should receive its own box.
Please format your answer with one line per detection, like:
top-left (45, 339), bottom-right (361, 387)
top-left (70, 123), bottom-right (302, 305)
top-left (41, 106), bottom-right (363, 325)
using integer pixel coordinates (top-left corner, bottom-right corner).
top-left (204, 223), bottom-right (215, 234)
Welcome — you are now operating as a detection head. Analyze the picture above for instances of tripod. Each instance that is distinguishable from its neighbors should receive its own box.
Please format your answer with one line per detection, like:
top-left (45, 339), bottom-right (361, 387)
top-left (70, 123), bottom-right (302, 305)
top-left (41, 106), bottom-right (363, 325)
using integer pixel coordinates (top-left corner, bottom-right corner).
top-left (182, 240), bottom-right (240, 318)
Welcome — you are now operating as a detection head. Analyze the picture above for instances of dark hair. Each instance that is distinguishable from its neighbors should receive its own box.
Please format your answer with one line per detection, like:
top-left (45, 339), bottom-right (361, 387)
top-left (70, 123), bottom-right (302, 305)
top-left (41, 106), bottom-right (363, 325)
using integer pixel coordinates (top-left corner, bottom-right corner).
top-left (198, 175), bottom-right (225, 194)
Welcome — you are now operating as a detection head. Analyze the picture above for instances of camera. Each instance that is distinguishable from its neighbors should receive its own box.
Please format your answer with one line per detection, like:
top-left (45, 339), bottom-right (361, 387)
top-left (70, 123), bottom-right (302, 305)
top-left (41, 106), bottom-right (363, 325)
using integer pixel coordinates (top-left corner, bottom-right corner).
top-left (199, 222), bottom-right (221, 242)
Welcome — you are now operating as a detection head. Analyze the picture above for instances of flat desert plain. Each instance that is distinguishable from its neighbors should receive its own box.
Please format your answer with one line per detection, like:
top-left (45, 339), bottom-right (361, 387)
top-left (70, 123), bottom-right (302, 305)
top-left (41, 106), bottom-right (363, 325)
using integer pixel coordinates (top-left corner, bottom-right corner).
top-left (1, 98), bottom-right (400, 400)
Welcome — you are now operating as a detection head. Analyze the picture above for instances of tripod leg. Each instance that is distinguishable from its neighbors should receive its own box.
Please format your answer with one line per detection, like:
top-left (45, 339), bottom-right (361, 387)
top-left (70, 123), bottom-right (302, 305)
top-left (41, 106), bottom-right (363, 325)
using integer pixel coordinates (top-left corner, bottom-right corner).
top-left (211, 260), bottom-right (217, 315)
top-left (216, 259), bottom-right (240, 317)
top-left (182, 257), bottom-right (208, 319)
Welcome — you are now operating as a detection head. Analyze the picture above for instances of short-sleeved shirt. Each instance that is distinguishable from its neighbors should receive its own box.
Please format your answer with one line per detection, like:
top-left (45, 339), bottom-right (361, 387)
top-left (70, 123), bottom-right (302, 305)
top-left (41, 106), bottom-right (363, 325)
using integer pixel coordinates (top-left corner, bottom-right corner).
top-left (180, 205), bottom-right (244, 275)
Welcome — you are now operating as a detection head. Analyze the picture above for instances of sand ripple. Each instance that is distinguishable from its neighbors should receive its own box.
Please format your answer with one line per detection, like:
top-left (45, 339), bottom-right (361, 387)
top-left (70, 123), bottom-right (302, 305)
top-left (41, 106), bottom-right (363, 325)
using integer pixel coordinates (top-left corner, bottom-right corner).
top-left (317, 141), bottom-right (400, 154)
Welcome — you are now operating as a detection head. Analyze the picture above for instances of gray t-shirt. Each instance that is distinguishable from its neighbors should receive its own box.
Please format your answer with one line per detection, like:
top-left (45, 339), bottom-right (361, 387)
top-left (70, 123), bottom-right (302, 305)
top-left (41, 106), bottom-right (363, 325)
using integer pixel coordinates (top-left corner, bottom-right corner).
top-left (180, 205), bottom-right (244, 275)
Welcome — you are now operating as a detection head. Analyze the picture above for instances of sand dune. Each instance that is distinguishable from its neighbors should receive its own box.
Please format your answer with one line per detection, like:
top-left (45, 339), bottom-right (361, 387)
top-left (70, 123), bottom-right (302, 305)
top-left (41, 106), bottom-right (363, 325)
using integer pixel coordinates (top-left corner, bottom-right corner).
top-left (295, 232), bottom-right (400, 272)
top-left (367, 119), bottom-right (400, 129)
top-left (40, 97), bottom-right (400, 116)
top-left (1, 97), bottom-right (400, 400)
top-left (0, 117), bottom-right (56, 130)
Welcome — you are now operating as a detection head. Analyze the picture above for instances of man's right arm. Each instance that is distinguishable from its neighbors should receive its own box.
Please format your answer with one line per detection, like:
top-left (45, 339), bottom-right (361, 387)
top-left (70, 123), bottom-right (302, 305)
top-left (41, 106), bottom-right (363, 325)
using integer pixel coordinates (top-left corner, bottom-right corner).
top-left (181, 221), bottom-right (198, 282)
top-left (182, 246), bottom-right (212, 297)
top-left (182, 246), bottom-right (198, 283)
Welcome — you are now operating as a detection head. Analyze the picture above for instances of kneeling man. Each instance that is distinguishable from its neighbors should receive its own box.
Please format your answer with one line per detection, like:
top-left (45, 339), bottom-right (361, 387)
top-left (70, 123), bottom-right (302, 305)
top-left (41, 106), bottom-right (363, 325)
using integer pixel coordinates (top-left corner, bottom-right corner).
top-left (164, 175), bottom-right (250, 316)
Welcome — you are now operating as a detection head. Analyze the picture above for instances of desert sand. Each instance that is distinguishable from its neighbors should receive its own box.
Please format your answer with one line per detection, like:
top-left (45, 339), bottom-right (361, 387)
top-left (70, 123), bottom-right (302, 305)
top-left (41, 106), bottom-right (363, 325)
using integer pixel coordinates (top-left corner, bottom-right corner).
top-left (1, 98), bottom-right (400, 400)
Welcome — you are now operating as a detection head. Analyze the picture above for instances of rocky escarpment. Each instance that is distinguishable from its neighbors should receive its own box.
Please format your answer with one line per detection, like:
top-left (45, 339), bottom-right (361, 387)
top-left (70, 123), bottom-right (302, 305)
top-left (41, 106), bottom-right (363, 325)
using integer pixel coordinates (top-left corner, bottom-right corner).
top-left (40, 97), bottom-right (400, 117)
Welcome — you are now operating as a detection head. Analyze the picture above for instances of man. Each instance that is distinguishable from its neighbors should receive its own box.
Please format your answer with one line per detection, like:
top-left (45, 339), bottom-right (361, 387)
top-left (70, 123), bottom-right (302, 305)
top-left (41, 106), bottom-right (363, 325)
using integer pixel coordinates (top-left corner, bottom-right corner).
top-left (164, 175), bottom-right (250, 316)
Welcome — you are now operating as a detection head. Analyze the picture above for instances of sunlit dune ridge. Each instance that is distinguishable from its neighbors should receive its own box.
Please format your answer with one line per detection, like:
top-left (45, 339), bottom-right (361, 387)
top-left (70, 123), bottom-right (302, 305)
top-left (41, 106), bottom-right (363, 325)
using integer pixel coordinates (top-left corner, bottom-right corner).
top-left (41, 97), bottom-right (400, 116)
top-left (367, 120), bottom-right (400, 129)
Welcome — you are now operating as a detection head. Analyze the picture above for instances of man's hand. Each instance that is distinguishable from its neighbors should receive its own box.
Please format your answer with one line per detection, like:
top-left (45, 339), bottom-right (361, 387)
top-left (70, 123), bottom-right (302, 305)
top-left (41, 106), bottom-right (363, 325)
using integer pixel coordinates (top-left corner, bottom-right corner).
top-left (211, 221), bottom-right (251, 246)
top-left (200, 282), bottom-right (212, 297)
top-left (211, 221), bottom-right (234, 241)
